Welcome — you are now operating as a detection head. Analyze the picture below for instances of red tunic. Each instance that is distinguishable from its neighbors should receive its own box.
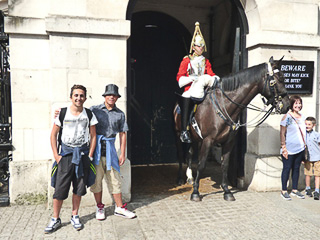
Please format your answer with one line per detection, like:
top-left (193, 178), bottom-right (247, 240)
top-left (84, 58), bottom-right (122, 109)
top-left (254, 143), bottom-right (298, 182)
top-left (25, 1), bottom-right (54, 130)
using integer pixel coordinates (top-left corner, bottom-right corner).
top-left (176, 56), bottom-right (215, 92)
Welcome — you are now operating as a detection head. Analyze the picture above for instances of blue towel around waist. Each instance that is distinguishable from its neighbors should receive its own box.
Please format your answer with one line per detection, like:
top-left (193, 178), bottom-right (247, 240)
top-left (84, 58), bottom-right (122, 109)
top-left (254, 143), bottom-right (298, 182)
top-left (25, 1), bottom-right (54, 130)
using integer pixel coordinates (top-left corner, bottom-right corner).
top-left (51, 143), bottom-right (96, 188)
top-left (94, 135), bottom-right (120, 172)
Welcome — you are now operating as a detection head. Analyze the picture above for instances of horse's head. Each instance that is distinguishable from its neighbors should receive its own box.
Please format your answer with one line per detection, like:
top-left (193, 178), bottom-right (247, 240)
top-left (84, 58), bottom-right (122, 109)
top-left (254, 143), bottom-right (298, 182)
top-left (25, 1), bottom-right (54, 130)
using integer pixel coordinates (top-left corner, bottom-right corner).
top-left (262, 56), bottom-right (290, 114)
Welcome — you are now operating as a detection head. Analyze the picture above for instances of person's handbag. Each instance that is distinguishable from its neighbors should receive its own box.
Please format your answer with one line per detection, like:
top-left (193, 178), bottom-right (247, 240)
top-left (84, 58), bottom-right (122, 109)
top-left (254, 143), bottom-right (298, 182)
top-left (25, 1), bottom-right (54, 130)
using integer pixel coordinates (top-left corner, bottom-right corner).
top-left (304, 145), bottom-right (310, 162)
top-left (288, 113), bottom-right (310, 162)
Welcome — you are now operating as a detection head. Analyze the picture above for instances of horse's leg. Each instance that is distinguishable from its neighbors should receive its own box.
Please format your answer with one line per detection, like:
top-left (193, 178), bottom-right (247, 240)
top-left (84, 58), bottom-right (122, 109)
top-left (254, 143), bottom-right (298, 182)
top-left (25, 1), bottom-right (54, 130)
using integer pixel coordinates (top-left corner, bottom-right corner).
top-left (190, 139), bottom-right (211, 201)
top-left (176, 136), bottom-right (185, 185)
top-left (221, 142), bottom-right (236, 201)
top-left (186, 144), bottom-right (194, 184)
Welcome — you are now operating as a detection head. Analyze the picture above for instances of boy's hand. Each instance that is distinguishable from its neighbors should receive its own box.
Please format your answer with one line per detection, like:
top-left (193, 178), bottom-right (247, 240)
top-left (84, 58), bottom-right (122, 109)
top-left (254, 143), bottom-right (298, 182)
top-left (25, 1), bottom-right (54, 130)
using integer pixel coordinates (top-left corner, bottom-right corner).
top-left (54, 154), bottom-right (62, 163)
top-left (119, 155), bottom-right (125, 166)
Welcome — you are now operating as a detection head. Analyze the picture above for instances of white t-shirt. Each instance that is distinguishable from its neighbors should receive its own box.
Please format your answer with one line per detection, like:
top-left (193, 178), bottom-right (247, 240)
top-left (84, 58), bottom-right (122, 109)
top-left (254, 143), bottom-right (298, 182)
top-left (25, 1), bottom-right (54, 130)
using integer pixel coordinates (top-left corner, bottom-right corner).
top-left (54, 107), bottom-right (98, 147)
top-left (280, 113), bottom-right (306, 155)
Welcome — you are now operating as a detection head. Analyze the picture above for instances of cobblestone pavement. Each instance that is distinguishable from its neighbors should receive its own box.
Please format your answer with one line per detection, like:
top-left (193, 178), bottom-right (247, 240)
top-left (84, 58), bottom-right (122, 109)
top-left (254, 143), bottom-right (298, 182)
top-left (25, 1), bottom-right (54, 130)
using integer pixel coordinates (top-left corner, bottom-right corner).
top-left (1, 164), bottom-right (320, 240)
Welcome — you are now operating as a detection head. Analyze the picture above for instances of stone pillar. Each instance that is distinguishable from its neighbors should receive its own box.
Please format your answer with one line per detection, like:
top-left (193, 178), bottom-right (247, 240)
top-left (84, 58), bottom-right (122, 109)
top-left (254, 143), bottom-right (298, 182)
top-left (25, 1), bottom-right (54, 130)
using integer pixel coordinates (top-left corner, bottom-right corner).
top-left (244, 1), bottom-right (320, 191)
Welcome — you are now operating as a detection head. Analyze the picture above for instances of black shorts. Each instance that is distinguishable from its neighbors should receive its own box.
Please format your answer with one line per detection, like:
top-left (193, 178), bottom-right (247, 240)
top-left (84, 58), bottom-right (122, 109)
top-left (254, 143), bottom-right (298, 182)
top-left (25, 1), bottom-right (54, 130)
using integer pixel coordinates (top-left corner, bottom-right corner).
top-left (53, 154), bottom-right (90, 200)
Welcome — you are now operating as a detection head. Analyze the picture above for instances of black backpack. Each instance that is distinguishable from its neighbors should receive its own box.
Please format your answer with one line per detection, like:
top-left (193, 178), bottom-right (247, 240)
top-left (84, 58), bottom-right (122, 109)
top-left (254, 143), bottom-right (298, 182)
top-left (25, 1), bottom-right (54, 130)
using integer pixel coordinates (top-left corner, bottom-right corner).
top-left (57, 107), bottom-right (93, 151)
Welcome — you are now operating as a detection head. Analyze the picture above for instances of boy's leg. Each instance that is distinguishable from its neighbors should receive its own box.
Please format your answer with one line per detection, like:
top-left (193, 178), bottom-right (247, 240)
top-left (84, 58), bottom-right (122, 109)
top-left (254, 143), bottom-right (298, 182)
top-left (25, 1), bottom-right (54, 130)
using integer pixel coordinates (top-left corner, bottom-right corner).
top-left (105, 167), bottom-right (122, 206)
top-left (45, 200), bottom-right (63, 234)
top-left (113, 193), bottom-right (123, 207)
top-left (70, 196), bottom-right (83, 231)
top-left (314, 161), bottom-right (320, 191)
top-left (90, 157), bottom-right (106, 220)
top-left (304, 161), bottom-right (312, 188)
top-left (94, 191), bottom-right (103, 204)
top-left (315, 176), bottom-right (320, 190)
top-left (90, 157), bottom-right (106, 204)
top-left (72, 194), bottom-right (81, 216)
top-left (53, 199), bottom-right (63, 218)
top-left (107, 167), bottom-right (136, 219)
top-left (70, 156), bottom-right (89, 231)
top-left (314, 176), bottom-right (320, 200)
top-left (305, 175), bottom-right (311, 188)
top-left (45, 156), bottom-right (73, 233)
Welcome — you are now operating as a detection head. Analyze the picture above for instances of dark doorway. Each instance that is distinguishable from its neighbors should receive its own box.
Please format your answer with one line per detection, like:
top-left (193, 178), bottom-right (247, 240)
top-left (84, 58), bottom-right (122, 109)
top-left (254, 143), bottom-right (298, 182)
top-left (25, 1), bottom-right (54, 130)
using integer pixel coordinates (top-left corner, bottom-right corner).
top-left (127, 12), bottom-right (191, 165)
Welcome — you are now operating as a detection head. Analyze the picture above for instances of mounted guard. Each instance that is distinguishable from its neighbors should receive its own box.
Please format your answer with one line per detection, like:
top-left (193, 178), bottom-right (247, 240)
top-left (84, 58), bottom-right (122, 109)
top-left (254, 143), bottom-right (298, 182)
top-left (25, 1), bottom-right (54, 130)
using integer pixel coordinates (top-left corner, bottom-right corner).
top-left (176, 22), bottom-right (220, 143)
top-left (174, 56), bottom-right (290, 201)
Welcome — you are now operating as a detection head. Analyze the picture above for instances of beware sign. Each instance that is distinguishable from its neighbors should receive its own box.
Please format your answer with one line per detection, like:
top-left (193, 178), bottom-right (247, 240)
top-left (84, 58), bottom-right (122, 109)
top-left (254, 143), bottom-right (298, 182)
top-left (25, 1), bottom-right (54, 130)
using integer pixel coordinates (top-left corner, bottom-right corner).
top-left (280, 61), bottom-right (314, 94)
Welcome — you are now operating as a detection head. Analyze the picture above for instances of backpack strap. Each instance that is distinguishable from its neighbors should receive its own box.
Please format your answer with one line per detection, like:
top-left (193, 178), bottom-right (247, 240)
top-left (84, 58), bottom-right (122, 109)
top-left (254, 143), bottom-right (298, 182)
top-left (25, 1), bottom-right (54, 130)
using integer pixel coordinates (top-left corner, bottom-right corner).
top-left (57, 107), bottom-right (67, 151)
top-left (85, 108), bottom-right (93, 122)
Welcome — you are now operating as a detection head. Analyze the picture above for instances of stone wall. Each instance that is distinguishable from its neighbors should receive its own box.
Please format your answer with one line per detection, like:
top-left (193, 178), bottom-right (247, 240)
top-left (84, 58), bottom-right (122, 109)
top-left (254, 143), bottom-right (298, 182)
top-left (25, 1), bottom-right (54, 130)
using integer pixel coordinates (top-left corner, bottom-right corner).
top-left (6, 0), bottom-right (131, 206)
top-left (4, 0), bottom-right (320, 205)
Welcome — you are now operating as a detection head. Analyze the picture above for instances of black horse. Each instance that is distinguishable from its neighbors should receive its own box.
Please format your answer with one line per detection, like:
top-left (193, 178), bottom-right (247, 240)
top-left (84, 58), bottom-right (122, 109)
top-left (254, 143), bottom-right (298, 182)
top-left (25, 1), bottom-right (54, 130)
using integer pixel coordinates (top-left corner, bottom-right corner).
top-left (174, 57), bottom-right (290, 201)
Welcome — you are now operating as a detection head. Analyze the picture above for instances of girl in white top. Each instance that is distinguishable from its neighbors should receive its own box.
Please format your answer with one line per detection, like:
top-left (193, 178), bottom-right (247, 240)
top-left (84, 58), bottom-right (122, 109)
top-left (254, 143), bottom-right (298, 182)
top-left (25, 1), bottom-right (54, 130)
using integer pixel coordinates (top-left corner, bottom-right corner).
top-left (280, 95), bottom-right (306, 200)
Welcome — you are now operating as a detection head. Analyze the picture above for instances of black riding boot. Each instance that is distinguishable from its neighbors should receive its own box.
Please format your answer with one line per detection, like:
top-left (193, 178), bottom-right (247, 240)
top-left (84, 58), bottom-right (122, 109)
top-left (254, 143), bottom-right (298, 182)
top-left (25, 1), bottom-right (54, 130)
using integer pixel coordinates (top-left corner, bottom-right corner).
top-left (180, 97), bottom-right (193, 143)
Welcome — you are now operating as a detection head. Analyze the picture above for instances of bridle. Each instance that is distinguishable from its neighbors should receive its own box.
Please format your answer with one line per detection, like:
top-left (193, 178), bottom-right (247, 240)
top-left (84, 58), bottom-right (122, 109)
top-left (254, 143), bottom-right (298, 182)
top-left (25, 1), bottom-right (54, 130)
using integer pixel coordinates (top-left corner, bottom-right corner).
top-left (209, 62), bottom-right (288, 130)
top-left (262, 62), bottom-right (288, 113)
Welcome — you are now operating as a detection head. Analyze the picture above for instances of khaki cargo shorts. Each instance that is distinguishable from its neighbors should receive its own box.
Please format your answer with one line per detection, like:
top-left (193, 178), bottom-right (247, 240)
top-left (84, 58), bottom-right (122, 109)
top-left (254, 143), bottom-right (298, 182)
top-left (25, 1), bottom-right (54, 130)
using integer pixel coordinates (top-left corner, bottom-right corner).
top-left (304, 160), bottom-right (320, 176)
top-left (90, 156), bottom-right (122, 194)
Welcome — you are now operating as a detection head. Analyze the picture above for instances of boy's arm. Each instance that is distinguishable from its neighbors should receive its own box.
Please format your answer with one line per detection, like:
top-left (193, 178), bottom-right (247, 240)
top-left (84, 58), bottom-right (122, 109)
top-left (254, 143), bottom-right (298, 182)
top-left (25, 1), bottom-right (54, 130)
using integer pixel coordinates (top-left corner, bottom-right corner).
top-left (89, 125), bottom-right (96, 159)
top-left (119, 131), bottom-right (126, 166)
top-left (50, 124), bottom-right (62, 163)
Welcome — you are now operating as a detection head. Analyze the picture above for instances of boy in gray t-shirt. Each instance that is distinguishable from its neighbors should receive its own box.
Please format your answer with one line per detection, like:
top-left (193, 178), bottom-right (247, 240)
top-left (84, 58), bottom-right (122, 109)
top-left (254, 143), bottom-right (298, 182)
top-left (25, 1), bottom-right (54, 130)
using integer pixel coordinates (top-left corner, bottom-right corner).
top-left (305, 116), bottom-right (320, 200)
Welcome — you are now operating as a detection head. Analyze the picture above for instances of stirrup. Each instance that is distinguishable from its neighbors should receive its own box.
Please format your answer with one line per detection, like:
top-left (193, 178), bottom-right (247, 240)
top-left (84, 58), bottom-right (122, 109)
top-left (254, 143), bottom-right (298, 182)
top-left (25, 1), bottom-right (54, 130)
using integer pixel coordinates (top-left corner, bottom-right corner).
top-left (180, 131), bottom-right (192, 143)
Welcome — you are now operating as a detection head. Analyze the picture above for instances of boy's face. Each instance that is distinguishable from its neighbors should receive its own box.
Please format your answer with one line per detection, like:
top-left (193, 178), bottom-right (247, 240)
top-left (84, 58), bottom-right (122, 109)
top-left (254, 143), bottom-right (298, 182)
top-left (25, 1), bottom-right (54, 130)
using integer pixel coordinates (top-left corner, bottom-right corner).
top-left (71, 89), bottom-right (86, 108)
top-left (104, 94), bottom-right (119, 107)
top-left (305, 120), bottom-right (314, 132)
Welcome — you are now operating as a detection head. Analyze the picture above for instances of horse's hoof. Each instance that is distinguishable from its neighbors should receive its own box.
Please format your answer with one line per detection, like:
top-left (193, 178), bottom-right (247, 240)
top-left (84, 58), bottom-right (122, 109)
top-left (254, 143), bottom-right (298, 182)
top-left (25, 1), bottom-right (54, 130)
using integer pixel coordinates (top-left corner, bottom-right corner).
top-left (224, 193), bottom-right (236, 201)
top-left (190, 193), bottom-right (201, 202)
top-left (186, 177), bottom-right (194, 185)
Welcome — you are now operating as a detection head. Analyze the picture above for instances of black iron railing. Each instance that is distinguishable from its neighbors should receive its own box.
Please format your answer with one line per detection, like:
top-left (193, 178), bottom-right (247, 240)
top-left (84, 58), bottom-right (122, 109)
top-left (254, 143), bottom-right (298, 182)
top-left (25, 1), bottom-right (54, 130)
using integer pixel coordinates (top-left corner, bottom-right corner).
top-left (0, 10), bottom-right (12, 206)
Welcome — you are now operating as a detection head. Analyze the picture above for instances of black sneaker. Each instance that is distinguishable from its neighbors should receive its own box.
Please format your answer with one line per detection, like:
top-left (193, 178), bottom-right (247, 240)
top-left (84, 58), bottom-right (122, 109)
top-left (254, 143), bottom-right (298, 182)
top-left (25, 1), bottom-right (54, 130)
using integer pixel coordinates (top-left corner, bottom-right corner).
top-left (314, 191), bottom-right (319, 200)
top-left (305, 189), bottom-right (313, 197)
top-left (290, 191), bottom-right (305, 199)
top-left (281, 191), bottom-right (292, 201)
top-left (44, 217), bottom-right (62, 234)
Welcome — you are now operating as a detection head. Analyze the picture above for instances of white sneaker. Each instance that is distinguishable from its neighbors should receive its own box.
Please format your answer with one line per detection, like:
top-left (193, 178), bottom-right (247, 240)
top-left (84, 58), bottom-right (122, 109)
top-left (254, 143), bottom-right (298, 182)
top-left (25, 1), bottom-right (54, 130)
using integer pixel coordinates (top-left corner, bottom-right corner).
top-left (70, 215), bottom-right (83, 231)
top-left (44, 217), bottom-right (62, 234)
top-left (96, 203), bottom-right (105, 220)
top-left (114, 203), bottom-right (136, 219)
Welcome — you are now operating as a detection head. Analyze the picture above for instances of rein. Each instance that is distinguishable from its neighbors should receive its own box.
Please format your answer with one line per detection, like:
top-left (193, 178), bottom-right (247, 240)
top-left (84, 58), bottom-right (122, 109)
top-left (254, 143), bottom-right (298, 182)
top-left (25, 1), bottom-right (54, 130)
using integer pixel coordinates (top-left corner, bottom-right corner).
top-left (209, 62), bottom-right (284, 130)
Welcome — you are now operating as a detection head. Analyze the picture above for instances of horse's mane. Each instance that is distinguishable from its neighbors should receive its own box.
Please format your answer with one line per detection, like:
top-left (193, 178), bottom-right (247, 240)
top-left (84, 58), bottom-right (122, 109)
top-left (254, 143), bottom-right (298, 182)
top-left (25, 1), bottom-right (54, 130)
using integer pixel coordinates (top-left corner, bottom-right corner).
top-left (219, 63), bottom-right (267, 92)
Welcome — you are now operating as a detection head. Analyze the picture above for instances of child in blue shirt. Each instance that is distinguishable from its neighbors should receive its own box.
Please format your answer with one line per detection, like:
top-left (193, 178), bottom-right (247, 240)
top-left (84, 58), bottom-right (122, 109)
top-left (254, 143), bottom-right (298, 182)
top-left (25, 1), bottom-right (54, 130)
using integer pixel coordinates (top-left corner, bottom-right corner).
top-left (305, 116), bottom-right (320, 200)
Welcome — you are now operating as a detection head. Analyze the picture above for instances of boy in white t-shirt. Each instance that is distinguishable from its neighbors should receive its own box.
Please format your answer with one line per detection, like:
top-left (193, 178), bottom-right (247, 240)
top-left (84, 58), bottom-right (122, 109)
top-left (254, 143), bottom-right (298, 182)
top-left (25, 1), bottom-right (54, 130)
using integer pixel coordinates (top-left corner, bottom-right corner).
top-left (45, 85), bottom-right (98, 233)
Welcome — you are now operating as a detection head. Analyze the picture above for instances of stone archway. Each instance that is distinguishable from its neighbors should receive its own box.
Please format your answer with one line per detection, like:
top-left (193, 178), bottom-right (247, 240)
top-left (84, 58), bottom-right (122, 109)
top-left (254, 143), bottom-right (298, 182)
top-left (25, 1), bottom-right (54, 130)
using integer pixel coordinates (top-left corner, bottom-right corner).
top-left (126, 0), bottom-right (249, 187)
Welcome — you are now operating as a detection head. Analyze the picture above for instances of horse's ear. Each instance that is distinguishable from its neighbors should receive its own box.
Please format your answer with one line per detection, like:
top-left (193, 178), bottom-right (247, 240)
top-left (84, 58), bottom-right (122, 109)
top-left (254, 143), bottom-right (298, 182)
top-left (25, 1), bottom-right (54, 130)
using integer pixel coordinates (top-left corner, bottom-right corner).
top-left (269, 56), bottom-right (274, 64)
top-left (278, 56), bottom-right (284, 64)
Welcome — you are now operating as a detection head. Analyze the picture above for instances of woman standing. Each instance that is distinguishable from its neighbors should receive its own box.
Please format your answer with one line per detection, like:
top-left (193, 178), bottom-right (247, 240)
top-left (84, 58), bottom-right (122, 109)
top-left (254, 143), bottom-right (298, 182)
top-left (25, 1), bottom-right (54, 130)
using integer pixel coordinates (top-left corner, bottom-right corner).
top-left (280, 95), bottom-right (306, 200)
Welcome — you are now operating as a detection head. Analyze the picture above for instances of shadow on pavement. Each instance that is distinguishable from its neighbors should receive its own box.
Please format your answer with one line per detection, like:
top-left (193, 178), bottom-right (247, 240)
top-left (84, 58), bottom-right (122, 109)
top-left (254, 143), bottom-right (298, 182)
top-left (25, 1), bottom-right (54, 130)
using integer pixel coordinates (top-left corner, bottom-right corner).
top-left (130, 160), bottom-right (239, 205)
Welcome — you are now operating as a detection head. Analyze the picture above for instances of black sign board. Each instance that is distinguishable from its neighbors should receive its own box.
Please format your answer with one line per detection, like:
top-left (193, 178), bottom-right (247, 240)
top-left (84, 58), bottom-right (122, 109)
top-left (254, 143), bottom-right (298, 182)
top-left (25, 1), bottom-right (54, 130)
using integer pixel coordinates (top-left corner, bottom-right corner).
top-left (280, 61), bottom-right (314, 94)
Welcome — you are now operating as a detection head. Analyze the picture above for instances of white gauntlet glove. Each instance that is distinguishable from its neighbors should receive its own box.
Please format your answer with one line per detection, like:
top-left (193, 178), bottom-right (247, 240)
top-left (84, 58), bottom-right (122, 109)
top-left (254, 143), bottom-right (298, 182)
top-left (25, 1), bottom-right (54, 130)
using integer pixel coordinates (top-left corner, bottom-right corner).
top-left (178, 76), bottom-right (196, 88)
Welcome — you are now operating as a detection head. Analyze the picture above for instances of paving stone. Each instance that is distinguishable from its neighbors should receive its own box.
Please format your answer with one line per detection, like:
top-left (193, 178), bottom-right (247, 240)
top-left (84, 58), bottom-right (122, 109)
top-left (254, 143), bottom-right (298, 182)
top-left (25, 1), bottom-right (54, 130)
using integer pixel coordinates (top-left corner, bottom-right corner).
top-left (1, 190), bottom-right (320, 239)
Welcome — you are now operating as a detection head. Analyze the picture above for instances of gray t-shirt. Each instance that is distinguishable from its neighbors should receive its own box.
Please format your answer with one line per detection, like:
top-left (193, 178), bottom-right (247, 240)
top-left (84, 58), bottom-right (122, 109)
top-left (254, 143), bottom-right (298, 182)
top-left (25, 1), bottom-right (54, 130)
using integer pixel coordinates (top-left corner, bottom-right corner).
top-left (306, 130), bottom-right (320, 162)
top-left (90, 103), bottom-right (128, 138)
